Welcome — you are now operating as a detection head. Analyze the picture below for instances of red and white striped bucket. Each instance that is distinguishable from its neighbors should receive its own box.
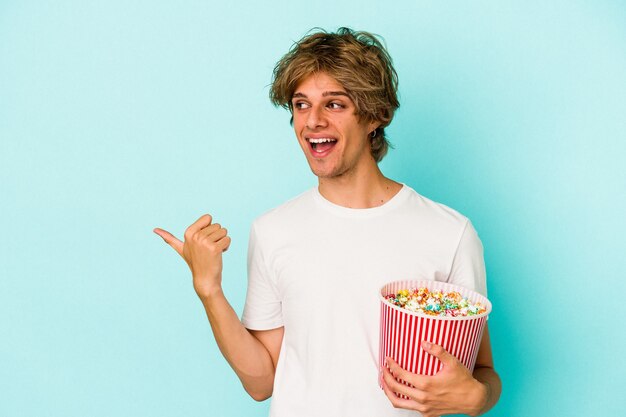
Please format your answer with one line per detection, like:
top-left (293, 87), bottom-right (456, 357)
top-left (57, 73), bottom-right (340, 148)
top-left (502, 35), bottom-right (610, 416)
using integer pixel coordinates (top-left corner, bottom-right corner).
top-left (378, 280), bottom-right (491, 392)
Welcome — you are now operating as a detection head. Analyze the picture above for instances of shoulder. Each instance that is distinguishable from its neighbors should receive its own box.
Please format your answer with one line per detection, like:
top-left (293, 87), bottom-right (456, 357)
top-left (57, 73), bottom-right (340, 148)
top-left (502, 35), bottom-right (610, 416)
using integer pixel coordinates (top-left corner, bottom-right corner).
top-left (400, 185), bottom-right (470, 229)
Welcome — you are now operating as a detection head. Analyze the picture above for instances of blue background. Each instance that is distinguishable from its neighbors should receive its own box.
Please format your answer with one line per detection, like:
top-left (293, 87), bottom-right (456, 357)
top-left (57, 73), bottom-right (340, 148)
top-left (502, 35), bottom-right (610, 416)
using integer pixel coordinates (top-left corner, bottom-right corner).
top-left (1, 1), bottom-right (625, 416)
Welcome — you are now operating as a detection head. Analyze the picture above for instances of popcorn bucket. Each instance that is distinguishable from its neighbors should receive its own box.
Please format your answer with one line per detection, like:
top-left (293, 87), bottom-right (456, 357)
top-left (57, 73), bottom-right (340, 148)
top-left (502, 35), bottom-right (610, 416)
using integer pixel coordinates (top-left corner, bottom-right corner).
top-left (378, 280), bottom-right (491, 393)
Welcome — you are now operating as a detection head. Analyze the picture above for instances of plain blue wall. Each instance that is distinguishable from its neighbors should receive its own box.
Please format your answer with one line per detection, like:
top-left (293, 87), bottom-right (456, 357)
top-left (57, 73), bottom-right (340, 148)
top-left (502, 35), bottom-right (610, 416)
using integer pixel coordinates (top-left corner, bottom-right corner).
top-left (1, 1), bottom-right (625, 416)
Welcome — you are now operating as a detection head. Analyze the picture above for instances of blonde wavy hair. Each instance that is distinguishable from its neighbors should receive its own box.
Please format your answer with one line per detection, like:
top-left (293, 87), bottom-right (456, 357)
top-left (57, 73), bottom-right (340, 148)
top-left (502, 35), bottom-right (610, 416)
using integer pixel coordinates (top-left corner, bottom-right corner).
top-left (270, 27), bottom-right (400, 162)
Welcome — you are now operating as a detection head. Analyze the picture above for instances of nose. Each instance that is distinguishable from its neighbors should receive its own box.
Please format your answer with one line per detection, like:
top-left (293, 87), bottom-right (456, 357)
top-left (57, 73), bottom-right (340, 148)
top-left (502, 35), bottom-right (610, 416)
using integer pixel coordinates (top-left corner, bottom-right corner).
top-left (305, 105), bottom-right (327, 129)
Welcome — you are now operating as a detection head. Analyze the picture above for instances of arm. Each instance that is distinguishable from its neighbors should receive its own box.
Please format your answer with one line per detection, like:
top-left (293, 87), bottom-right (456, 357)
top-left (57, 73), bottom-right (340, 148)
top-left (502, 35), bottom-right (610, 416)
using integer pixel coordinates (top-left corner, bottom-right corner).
top-left (381, 219), bottom-right (500, 414)
top-left (154, 214), bottom-right (283, 401)
top-left (200, 290), bottom-right (284, 401)
top-left (471, 325), bottom-right (502, 414)
top-left (382, 324), bottom-right (501, 416)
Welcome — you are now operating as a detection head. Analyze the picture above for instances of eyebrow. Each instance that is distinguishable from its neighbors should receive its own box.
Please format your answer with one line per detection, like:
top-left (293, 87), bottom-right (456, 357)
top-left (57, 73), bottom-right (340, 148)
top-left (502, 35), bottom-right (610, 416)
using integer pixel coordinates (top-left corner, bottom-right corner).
top-left (292, 91), bottom-right (350, 99)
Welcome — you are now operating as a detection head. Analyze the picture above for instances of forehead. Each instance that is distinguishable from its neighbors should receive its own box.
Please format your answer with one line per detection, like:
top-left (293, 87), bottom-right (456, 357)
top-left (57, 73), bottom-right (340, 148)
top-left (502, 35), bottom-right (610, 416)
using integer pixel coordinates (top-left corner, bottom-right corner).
top-left (293, 72), bottom-right (347, 96)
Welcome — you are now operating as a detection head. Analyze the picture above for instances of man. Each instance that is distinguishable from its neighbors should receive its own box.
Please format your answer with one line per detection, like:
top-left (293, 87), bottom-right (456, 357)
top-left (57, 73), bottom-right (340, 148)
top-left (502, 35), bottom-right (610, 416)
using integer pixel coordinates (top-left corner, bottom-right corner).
top-left (154, 27), bottom-right (501, 417)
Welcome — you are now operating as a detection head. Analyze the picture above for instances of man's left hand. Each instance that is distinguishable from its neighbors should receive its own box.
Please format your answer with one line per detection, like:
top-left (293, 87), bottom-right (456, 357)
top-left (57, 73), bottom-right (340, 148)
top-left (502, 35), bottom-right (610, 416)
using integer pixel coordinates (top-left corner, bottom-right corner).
top-left (382, 341), bottom-right (488, 417)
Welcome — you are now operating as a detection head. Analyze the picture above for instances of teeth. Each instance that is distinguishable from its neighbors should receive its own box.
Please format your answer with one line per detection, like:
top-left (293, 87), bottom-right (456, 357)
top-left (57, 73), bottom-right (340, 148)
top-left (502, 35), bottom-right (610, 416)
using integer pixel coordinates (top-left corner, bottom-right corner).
top-left (307, 138), bottom-right (336, 143)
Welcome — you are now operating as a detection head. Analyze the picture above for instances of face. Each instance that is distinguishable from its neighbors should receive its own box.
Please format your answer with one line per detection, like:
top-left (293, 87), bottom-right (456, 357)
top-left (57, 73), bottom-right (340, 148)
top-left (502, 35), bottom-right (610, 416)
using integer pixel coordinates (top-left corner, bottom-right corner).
top-left (291, 72), bottom-right (379, 180)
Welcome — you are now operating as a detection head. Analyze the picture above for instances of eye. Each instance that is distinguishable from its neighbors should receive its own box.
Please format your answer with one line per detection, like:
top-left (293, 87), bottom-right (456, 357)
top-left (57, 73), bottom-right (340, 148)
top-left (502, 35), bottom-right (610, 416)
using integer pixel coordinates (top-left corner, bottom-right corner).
top-left (327, 102), bottom-right (345, 109)
top-left (293, 101), bottom-right (310, 109)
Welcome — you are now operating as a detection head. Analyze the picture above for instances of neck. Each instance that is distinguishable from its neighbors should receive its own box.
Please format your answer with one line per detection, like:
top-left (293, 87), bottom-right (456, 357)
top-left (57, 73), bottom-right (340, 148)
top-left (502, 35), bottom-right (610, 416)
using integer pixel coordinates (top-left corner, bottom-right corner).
top-left (317, 165), bottom-right (402, 209)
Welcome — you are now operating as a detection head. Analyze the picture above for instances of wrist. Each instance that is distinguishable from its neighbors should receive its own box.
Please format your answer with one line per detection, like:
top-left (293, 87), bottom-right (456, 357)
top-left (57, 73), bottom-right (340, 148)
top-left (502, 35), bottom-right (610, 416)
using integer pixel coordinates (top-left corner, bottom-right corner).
top-left (468, 379), bottom-right (490, 417)
top-left (195, 282), bottom-right (224, 303)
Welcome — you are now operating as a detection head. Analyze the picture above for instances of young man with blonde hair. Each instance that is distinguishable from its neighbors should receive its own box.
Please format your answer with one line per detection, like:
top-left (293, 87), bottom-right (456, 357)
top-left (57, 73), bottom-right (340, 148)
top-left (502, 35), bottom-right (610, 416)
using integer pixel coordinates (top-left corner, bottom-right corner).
top-left (155, 27), bottom-right (501, 417)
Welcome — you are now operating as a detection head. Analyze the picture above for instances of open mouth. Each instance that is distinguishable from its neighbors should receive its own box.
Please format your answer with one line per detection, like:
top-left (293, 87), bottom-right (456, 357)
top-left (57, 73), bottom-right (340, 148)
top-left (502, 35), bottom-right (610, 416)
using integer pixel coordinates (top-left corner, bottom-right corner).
top-left (307, 137), bottom-right (337, 154)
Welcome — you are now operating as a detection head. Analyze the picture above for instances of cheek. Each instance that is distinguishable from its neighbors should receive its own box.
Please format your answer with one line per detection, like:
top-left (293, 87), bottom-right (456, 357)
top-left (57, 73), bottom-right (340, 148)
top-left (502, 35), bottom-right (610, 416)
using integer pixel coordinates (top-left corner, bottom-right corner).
top-left (292, 116), bottom-right (306, 134)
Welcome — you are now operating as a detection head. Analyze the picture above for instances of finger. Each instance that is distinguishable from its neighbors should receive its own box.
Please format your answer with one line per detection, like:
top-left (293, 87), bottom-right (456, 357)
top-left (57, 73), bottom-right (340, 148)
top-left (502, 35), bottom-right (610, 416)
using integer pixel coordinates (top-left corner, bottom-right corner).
top-left (422, 341), bottom-right (458, 368)
top-left (386, 357), bottom-right (418, 385)
top-left (196, 226), bottom-right (228, 249)
top-left (218, 235), bottom-right (232, 252)
top-left (153, 228), bottom-right (184, 256)
top-left (381, 378), bottom-right (415, 410)
top-left (184, 214), bottom-right (213, 240)
top-left (383, 362), bottom-right (417, 399)
top-left (197, 223), bottom-right (223, 239)
top-left (387, 357), bottom-right (430, 391)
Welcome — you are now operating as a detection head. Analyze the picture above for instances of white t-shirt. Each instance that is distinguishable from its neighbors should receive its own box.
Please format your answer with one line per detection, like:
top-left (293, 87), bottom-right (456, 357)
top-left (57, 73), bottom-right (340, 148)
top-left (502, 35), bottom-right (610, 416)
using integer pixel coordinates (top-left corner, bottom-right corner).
top-left (241, 185), bottom-right (487, 417)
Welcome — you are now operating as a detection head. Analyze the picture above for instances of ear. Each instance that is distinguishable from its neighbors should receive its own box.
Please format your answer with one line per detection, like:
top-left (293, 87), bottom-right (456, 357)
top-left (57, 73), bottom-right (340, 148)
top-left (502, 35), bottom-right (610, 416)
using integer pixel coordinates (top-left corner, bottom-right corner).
top-left (368, 121), bottom-right (381, 136)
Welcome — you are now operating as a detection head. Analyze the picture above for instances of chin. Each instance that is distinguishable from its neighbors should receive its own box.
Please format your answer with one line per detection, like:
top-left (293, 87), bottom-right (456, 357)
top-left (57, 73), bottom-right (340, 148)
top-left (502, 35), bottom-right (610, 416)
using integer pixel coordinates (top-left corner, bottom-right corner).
top-left (308, 166), bottom-right (331, 178)
top-left (309, 166), bottom-right (345, 179)
top-left (306, 156), bottom-right (350, 179)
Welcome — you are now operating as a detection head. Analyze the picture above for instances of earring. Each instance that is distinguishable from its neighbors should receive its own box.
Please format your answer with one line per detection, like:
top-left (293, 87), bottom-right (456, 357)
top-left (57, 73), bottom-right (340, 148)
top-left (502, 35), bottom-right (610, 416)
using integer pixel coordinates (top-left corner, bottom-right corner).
top-left (370, 129), bottom-right (377, 138)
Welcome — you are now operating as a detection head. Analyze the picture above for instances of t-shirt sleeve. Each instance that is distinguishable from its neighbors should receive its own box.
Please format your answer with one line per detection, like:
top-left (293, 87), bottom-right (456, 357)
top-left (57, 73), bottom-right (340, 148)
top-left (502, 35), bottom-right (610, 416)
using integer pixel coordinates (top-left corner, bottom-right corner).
top-left (447, 220), bottom-right (488, 297)
top-left (241, 221), bottom-right (284, 330)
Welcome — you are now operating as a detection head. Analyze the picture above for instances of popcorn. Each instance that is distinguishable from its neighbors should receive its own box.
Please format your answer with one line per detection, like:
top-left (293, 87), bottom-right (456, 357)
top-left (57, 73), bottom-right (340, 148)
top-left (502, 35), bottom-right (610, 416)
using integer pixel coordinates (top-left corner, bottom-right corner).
top-left (384, 287), bottom-right (486, 317)
top-left (379, 280), bottom-right (492, 389)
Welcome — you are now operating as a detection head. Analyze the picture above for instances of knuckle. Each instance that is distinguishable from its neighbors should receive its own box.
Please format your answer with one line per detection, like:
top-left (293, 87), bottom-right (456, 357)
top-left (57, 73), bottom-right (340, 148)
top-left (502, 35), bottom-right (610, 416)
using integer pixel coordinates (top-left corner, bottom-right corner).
top-left (416, 379), bottom-right (429, 391)
top-left (415, 392), bottom-right (427, 403)
top-left (398, 374), bottom-right (410, 385)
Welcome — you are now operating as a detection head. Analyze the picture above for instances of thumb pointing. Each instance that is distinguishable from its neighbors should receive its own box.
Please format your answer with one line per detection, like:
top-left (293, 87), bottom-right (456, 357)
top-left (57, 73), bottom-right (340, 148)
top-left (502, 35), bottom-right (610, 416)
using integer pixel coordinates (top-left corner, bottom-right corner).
top-left (153, 228), bottom-right (184, 257)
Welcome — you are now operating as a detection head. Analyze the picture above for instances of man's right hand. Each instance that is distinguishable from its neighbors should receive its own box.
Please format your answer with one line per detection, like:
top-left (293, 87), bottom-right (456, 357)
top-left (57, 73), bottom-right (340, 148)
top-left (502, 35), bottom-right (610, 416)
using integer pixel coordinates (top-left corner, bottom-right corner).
top-left (153, 214), bottom-right (231, 300)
